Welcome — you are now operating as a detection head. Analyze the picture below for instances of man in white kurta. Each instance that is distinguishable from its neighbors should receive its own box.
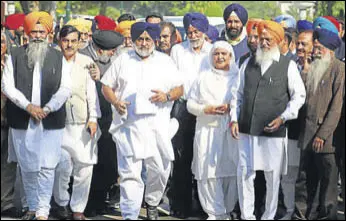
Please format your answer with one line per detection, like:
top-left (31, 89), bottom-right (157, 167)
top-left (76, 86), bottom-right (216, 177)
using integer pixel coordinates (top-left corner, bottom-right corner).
top-left (168, 13), bottom-right (212, 216)
top-left (187, 41), bottom-right (240, 220)
top-left (100, 22), bottom-right (183, 220)
top-left (52, 25), bottom-right (101, 220)
top-left (230, 21), bottom-right (306, 220)
top-left (1, 12), bottom-right (72, 220)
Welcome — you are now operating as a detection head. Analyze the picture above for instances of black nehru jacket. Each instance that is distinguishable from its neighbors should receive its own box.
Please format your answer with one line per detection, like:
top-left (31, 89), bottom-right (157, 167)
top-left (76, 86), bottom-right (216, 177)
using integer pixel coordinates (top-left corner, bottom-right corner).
top-left (6, 46), bottom-right (66, 130)
top-left (239, 55), bottom-right (291, 138)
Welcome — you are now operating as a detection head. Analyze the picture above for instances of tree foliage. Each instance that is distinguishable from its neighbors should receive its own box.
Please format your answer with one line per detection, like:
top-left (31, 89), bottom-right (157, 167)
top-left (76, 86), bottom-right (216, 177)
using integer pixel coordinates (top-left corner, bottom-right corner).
top-left (14, 1), bottom-right (345, 22)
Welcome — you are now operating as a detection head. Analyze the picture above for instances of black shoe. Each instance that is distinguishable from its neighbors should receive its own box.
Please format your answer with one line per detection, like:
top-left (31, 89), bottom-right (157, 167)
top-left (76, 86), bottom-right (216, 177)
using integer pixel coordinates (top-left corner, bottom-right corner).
top-left (1, 207), bottom-right (18, 218)
top-left (84, 208), bottom-right (97, 218)
top-left (21, 211), bottom-right (36, 220)
top-left (170, 209), bottom-right (189, 219)
top-left (51, 205), bottom-right (70, 220)
top-left (146, 204), bottom-right (159, 220)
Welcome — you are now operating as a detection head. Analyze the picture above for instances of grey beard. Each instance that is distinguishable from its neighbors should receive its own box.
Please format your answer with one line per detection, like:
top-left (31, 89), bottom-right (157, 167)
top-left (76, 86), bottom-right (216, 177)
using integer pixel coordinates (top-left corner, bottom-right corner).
top-left (133, 43), bottom-right (155, 58)
top-left (189, 36), bottom-right (205, 49)
top-left (98, 54), bottom-right (111, 63)
top-left (255, 45), bottom-right (280, 65)
top-left (79, 41), bottom-right (89, 49)
top-left (26, 40), bottom-right (49, 70)
top-left (306, 53), bottom-right (331, 94)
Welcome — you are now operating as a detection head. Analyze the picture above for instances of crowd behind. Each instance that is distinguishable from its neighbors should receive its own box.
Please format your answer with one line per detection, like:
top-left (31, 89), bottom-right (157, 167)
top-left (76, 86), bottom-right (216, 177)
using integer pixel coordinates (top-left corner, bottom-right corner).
top-left (0, 2), bottom-right (345, 221)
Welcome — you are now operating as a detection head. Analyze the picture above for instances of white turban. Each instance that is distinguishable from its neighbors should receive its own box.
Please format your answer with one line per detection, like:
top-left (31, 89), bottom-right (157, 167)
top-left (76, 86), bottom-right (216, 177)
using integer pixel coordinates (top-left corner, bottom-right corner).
top-left (209, 40), bottom-right (238, 75)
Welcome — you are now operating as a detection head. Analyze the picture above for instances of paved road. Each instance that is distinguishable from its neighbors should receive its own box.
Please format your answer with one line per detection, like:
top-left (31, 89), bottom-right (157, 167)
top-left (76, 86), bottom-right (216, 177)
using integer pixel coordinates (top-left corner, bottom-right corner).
top-left (2, 199), bottom-right (344, 220)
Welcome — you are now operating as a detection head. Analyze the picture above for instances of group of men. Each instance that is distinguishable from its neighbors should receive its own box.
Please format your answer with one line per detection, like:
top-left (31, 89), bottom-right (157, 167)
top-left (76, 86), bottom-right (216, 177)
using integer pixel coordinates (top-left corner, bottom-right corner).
top-left (1, 2), bottom-right (345, 221)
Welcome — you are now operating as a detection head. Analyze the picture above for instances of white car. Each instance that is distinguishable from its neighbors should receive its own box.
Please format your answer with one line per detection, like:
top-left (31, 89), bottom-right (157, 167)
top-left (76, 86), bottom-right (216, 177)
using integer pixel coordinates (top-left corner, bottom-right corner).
top-left (139, 16), bottom-right (225, 41)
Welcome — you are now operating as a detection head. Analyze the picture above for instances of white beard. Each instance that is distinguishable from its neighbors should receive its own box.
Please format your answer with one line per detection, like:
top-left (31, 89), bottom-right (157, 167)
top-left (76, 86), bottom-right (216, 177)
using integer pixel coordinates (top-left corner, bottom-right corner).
top-left (306, 53), bottom-right (331, 94)
top-left (255, 45), bottom-right (280, 65)
top-left (133, 43), bottom-right (155, 58)
top-left (188, 35), bottom-right (205, 49)
top-left (26, 39), bottom-right (49, 69)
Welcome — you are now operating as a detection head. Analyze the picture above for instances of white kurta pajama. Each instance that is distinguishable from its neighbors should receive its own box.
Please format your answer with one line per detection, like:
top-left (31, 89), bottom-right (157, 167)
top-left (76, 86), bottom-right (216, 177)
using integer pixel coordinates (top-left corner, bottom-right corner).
top-left (53, 53), bottom-right (102, 213)
top-left (170, 40), bottom-right (212, 98)
top-left (101, 50), bottom-right (183, 220)
top-left (1, 56), bottom-right (72, 218)
top-left (232, 51), bottom-right (306, 220)
top-left (187, 49), bottom-right (240, 220)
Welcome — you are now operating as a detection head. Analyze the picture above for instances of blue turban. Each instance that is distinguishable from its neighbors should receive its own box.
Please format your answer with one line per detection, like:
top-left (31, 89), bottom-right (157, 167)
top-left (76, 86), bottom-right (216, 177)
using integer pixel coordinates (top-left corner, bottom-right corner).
top-left (183, 13), bottom-right (209, 33)
top-left (313, 17), bottom-right (338, 34)
top-left (274, 14), bottom-right (296, 29)
top-left (131, 22), bottom-right (160, 42)
top-left (206, 25), bottom-right (219, 43)
top-left (223, 3), bottom-right (248, 25)
top-left (297, 20), bottom-right (313, 33)
top-left (313, 28), bottom-right (341, 51)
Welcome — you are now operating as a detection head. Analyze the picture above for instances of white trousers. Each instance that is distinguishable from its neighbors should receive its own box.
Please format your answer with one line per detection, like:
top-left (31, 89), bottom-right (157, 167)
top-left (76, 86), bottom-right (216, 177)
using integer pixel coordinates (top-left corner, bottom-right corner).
top-left (197, 177), bottom-right (237, 220)
top-left (53, 149), bottom-right (93, 213)
top-left (117, 150), bottom-right (171, 220)
top-left (21, 168), bottom-right (55, 218)
top-left (238, 166), bottom-right (281, 220)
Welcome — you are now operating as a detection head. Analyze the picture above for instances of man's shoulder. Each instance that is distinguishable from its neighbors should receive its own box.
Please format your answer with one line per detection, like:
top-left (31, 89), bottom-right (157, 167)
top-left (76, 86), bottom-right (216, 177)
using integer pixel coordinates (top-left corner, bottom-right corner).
top-left (47, 46), bottom-right (63, 58)
top-left (79, 47), bottom-right (91, 57)
top-left (332, 58), bottom-right (345, 77)
top-left (76, 52), bottom-right (94, 63)
top-left (171, 41), bottom-right (189, 52)
top-left (10, 45), bottom-right (26, 56)
top-left (153, 50), bottom-right (174, 63)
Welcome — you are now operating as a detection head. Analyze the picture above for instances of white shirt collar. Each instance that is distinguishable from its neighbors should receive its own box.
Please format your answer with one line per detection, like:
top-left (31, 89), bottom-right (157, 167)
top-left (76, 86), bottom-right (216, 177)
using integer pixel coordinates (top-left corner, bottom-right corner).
top-left (224, 28), bottom-right (247, 46)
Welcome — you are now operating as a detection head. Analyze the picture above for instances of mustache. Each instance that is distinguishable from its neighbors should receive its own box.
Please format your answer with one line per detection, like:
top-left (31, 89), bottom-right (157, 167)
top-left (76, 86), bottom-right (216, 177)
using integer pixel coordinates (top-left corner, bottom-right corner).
top-left (30, 38), bottom-right (44, 43)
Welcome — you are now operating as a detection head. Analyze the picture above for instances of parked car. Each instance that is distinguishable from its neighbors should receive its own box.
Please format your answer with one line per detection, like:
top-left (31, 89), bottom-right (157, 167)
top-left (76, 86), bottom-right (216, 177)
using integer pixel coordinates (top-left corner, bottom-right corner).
top-left (138, 16), bottom-right (225, 41)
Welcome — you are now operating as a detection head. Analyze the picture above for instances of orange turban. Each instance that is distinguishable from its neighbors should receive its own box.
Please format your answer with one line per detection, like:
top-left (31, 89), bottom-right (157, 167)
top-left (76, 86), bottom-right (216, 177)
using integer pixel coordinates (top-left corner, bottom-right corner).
top-left (116, 20), bottom-right (136, 36)
top-left (258, 20), bottom-right (284, 43)
top-left (24, 11), bottom-right (53, 35)
top-left (246, 18), bottom-right (262, 35)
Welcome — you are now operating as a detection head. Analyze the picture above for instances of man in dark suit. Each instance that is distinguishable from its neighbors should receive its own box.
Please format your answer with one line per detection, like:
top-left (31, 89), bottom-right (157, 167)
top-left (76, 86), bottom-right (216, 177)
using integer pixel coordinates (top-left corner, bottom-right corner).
top-left (79, 30), bottom-right (124, 217)
top-left (294, 28), bottom-right (345, 220)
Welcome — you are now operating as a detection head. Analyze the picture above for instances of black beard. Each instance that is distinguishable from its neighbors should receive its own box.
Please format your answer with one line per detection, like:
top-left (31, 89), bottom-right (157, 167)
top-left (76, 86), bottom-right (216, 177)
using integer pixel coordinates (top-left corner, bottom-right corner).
top-left (247, 43), bottom-right (257, 54)
top-left (226, 27), bottom-right (242, 39)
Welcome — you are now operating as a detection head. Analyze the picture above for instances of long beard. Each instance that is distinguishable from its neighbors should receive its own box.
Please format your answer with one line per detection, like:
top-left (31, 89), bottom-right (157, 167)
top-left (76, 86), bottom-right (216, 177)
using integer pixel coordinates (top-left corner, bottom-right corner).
top-left (306, 53), bottom-right (331, 94)
top-left (26, 40), bottom-right (48, 69)
top-left (188, 35), bottom-right (205, 49)
top-left (133, 43), bottom-right (155, 58)
top-left (255, 45), bottom-right (280, 65)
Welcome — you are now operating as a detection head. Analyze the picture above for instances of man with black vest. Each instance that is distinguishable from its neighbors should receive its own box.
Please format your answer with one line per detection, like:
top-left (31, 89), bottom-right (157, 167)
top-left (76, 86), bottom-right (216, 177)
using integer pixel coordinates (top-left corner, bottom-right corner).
top-left (1, 12), bottom-right (72, 220)
top-left (230, 21), bottom-right (306, 220)
top-left (79, 30), bottom-right (124, 217)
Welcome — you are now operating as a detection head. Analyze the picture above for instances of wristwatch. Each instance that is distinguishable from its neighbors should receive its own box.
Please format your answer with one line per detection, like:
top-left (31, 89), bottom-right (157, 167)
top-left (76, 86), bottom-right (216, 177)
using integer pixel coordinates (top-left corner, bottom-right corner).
top-left (280, 116), bottom-right (286, 124)
top-left (166, 93), bottom-right (171, 102)
top-left (43, 106), bottom-right (51, 114)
